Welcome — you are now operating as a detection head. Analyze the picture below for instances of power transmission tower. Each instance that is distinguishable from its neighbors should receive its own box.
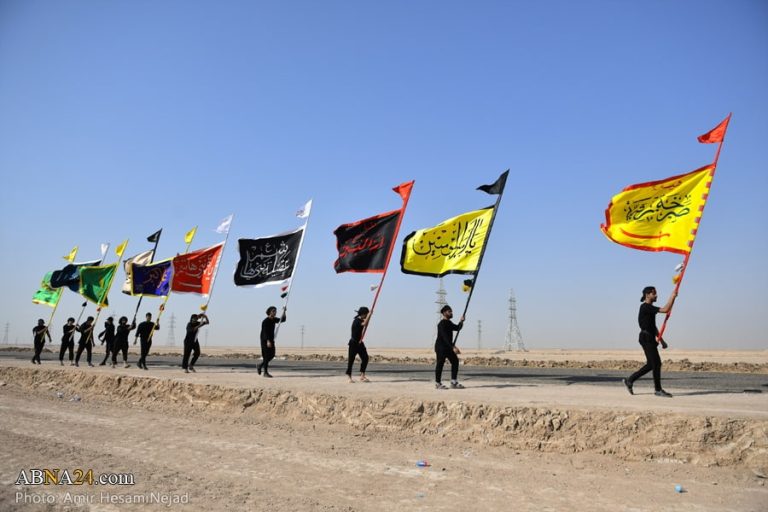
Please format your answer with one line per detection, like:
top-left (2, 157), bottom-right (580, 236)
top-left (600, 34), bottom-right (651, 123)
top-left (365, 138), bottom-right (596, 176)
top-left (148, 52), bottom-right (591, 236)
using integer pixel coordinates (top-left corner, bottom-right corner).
top-left (435, 278), bottom-right (448, 338)
top-left (477, 320), bottom-right (482, 350)
top-left (2, 322), bottom-right (9, 344)
top-left (204, 329), bottom-right (209, 347)
top-left (504, 289), bottom-right (526, 351)
top-left (300, 325), bottom-right (305, 349)
top-left (166, 313), bottom-right (176, 347)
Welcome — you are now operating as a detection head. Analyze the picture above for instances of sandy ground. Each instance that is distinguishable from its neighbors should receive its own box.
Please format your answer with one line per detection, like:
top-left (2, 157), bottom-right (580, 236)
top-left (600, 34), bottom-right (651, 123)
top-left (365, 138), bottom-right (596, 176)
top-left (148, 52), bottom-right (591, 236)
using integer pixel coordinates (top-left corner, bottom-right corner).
top-left (1, 356), bottom-right (767, 511)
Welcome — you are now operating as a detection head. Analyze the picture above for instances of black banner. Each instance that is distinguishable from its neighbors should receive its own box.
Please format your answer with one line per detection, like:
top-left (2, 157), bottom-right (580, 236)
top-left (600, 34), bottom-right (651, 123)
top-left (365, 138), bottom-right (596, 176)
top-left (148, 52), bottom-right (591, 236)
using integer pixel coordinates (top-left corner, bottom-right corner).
top-left (234, 229), bottom-right (303, 287)
top-left (333, 210), bottom-right (400, 273)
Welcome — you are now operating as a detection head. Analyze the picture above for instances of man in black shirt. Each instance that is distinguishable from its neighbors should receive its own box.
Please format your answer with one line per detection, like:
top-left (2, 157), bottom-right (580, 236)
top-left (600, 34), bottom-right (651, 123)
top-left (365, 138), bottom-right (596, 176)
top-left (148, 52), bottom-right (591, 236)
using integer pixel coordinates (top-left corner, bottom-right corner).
top-left (258, 306), bottom-right (286, 378)
top-left (182, 313), bottom-right (209, 373)
top-left (434, 305), bottom-right (465, 389)
top-left (75, 316), bottom-right (95, 367)
top-left (135, 312), bottom-right (159, 370)
top-left (623, 286), bottom-right (677, 397)
top-left (345, 307), bottom-right (370, 383)
top-left (98, 317), bottom-right (116, 366)
top-left (32, 319), bottom-right (51, 364)
top-left (112, 316), bottom-right (135, 368)
top-left (60, 317), bottom-right (77, 366)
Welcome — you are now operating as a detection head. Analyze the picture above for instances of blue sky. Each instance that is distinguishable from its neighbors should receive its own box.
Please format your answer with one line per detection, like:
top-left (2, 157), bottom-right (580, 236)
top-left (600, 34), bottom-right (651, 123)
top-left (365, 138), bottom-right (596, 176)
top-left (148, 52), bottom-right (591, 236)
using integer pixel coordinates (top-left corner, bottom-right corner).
top-left (1, 1), bottom-right (766, 350)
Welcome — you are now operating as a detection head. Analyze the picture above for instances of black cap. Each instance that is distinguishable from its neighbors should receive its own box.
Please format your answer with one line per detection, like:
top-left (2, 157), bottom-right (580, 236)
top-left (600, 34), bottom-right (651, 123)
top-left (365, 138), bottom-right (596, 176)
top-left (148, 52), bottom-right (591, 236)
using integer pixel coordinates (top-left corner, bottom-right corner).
top-left (356, 306), bottom-right (370, 315)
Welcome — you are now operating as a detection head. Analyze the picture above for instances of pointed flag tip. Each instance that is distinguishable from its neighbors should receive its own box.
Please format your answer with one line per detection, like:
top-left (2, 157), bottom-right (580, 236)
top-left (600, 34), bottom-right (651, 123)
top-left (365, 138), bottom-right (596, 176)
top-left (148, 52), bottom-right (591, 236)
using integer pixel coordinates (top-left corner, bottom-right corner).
top-left (697, 114), bottom-right (731, 144)
top-left (477, 170), bottom-right (509, 195)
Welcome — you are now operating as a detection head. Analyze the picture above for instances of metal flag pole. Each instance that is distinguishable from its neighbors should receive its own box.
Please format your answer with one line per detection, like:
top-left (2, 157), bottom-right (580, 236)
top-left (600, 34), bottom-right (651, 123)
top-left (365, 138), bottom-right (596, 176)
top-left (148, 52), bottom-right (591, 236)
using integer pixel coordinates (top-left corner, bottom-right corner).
top-left (275, 200), bottom-right (313, 341)
top-left (453, 170), bottom-right (509, 347)
top-left (131, 229), bottom-right (163, 324)
top-left (657, 114), bottom-right (731, 342)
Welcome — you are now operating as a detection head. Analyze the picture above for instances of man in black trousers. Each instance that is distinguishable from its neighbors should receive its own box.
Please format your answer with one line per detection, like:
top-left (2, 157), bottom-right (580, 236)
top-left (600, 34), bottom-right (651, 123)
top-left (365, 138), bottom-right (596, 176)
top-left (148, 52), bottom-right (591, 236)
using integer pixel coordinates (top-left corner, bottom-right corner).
top-left (60, 317), bottom-right (76, 366)
top-left (182, 313), bottom-right (209, 373)
top-left (75, 316), bottom-right (95, 367)
top-left (345, 307), bottom-right (370, 383)
top-left (98, 316), bottom-right (116, 366)
top-left (134, 312), bottom-right (159, 370)
top-left (258, 306), bottom-right (286, 378)
top-left (434, 305), bottom-right (465, 389)
top-left (31, 319), bottom-right (51, 364)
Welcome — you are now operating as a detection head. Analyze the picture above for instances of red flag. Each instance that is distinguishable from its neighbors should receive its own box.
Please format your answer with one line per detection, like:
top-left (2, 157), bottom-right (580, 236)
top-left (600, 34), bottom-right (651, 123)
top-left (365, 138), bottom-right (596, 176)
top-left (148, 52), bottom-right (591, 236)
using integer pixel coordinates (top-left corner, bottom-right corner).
top-left (171, 242), bottom-right (224, 295)
top-left (697, 114), bottom-right (731, 144)
top-left (393, 180), bottom-right (414, 202)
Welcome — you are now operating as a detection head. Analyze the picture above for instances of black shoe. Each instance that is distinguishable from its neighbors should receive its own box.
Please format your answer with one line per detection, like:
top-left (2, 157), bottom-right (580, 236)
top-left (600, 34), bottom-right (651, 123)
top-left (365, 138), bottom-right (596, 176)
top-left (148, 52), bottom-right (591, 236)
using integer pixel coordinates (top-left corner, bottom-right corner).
top-left (622, 378), bottom-right (634, 395)
top-left (143, 365), bottom-right (148, 371)
top-left (257, 363), bottom-right (263, 375)
top-left (99, 362), bottom-right (106, 366)
top-left (264, 372), bottom-right (273, 378)
top-left (450, 382), bottom-right (465, 389)
top-left (189, 366), bottom-right (196, 373)
top-left (655, 389), bottom-right (673, 398)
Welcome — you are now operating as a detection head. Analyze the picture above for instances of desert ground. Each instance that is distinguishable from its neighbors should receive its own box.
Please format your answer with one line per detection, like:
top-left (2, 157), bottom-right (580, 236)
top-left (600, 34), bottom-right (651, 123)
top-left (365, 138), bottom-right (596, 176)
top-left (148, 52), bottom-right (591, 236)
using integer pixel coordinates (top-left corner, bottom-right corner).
top-left (1, 348), bottom-right (766, 511)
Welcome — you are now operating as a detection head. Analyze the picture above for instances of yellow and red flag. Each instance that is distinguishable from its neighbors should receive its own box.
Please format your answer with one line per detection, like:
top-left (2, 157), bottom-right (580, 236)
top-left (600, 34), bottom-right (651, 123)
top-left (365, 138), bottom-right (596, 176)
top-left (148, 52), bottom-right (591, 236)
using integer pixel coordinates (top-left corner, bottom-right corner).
top-left (600, 164), bottom-right (714, 255)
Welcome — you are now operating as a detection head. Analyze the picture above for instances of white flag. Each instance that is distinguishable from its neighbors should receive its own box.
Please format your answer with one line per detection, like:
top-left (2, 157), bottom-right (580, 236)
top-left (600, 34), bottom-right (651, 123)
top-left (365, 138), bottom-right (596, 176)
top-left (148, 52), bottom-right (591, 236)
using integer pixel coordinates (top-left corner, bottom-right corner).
top-left (296, 199), bottom-right (312, 219)
top-left (100, 243), bottom-right (110, 259)
top-left (216, 214), bottom-right (233, 234)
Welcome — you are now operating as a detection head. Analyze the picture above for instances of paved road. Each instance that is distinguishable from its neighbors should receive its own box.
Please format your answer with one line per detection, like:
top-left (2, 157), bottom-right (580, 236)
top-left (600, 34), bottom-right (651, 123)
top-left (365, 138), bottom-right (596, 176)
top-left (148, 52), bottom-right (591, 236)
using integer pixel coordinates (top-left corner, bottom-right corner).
top-left (3, 350), bottom-right (766, 393)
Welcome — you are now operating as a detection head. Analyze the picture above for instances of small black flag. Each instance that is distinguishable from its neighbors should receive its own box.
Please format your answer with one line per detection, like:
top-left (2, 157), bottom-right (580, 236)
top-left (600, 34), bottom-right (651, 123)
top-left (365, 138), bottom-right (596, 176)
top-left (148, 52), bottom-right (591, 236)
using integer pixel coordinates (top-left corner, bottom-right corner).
top-left (477, 170), bottom-right (509, 195)
top-left (147, 229), bottom-right (162, 244)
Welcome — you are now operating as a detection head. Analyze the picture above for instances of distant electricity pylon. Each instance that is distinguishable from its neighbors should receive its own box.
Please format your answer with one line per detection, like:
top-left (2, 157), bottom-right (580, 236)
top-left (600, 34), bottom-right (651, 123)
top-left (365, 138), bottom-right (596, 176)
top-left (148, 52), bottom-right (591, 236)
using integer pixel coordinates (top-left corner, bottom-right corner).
top-left (477, 320), bottom-right (482, 350)
top-left (300, 325), bottom-right (305, 349)
top-left (166, 313), bottom-right (176, 347)
top-left (504, 289), bottom-right (526, 352)
top-left (3, 322), bottom-right (9, 344)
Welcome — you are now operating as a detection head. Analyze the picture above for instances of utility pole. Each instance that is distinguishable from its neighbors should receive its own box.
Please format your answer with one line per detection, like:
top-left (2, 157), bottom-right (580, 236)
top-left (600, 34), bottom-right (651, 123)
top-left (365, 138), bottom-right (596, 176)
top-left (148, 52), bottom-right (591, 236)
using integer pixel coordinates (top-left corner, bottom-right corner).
top-left (300, 325), bottom-right (305, 349)
top-left (477, 319), bottom-right (482, 351)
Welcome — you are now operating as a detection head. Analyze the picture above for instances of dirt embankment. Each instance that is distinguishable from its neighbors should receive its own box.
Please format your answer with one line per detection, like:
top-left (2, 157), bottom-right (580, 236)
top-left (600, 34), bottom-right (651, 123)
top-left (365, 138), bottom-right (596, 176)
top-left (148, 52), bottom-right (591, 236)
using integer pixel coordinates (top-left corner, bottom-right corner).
top-left (1, 366), bottom-right (766, 471)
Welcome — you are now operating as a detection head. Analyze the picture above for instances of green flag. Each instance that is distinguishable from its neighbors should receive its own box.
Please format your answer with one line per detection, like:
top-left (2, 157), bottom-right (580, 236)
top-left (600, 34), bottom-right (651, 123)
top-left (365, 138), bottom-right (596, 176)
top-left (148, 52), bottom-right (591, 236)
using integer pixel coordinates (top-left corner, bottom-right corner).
top-left (32, 272), bottom-right (63, 308)
top-left (78, 264), bottom-right (118, 306)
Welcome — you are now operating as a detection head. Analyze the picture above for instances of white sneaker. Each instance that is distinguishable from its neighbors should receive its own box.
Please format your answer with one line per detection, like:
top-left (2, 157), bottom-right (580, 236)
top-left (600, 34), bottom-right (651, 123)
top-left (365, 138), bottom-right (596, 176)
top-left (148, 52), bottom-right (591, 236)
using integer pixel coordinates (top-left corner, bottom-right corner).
top-left (435, 382), bottom-right (448, 390)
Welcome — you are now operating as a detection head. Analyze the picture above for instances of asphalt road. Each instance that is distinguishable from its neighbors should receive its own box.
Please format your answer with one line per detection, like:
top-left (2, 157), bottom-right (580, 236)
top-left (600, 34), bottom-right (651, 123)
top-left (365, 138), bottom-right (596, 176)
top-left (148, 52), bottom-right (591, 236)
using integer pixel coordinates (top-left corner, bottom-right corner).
top-left (2, 350), bottom-right (766, 393)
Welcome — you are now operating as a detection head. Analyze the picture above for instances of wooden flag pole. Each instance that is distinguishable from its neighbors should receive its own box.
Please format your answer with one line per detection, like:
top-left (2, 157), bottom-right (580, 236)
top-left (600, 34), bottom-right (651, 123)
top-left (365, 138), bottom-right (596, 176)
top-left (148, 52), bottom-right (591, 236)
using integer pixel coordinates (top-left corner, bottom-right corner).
top-left (361, 181), bottom-right (415, 342)
top-left (658, 115), bottom-right (731, 341)
top-left (131, 231), bottom-right (162, 324)
top-left (274, 202), bottom-right (313, 341)
top-left (452, 170), bottom-right (509, 347)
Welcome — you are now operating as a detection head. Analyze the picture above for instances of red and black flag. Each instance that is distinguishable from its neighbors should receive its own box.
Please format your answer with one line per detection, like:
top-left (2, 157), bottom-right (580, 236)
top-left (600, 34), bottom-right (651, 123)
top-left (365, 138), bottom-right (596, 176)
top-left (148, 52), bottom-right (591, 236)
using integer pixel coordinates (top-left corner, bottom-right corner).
top-left (333, 211), bottom-right (401, 273)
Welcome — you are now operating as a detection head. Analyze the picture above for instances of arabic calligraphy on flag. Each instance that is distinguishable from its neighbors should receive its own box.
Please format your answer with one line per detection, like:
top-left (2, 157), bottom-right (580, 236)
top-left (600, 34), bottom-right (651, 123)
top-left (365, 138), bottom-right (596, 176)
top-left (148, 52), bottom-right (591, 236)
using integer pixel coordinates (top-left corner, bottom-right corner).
top-left (171, 242), bottom-right (224, 296)
top-left (400, 207), bottom-right (494, 277)
top-left (234, 228), bottom-right (304, 287)
top-left (122, 250), bottom-right (155, 294)
top-left (600, 165), bottom-right (713, 254)
top-left (333, 210), bottom-right (401, 273)
top-left (131, 259), bottom-right (173, 296)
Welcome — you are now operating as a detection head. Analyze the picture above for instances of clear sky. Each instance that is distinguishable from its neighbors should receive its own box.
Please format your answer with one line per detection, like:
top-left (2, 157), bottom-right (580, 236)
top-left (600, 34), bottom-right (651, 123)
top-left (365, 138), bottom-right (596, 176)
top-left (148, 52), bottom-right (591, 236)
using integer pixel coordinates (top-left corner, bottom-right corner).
top-left (1, 1), bottom-right (766, 350)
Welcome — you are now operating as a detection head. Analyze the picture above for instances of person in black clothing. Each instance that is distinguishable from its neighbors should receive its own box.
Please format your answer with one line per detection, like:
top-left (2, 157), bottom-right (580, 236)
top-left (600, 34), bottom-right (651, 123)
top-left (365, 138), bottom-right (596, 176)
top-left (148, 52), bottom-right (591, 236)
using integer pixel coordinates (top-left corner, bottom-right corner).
top-left (182, 313), bottom-right (209, 373)
top-left (345, 307), bottom-right (370, 383)
top-left (258, 306), bottom-right (286, 378)
top-left (31, 319), bottom-right (51, 364)
top-left (98, 317), bottom-right (116, 366)
top-left (60, 317), bottom-right (77, 366)
top-left (623, 286), bottom-right (677, 397)
top-left (134, 312), bottom-right (159, 370)
top-left (112, 316), bottom-right (135, 368)
top-left (75, 316), bottom-right (95, 367)
top-left (434, 305), bottom-right (465, 389)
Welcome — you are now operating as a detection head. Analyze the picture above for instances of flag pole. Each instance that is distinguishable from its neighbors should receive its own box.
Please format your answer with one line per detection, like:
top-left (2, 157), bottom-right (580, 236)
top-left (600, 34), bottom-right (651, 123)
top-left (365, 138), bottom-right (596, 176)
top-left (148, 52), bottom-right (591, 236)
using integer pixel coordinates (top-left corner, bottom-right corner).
top-left (201, 216), bottom-right (234, 314)
top-left (658, 115), bottom-right (731, 341)
top-left (361, 181), bottom-right (415, 342)
top-left (275, 201), bottom-right (313, 341)
top-left (453, 170), bottom-right (509, 347)
top-left (132, 231), bottom-right (162, 324)
top-left (91, 241), bottom-right (129, 339)
top-left (42, 247), bottom-right (80, 340)
top-left (147, 228), bottom-right (197, 343)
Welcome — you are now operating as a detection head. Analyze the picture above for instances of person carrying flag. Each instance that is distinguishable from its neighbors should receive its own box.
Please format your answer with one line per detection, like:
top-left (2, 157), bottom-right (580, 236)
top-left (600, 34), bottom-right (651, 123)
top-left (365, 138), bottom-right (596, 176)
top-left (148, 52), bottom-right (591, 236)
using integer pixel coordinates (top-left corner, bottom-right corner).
top-left (98, 317), bottom-right (116, 366)
top-left (31, 319), bottom-right (51, 364)
top-left (112, 316), bottom-right (135, 368)
top-left (345, 307), bottom-right (370, 383)
top-left (258, 306), bottom-right (286, 378)
top-left (134, 312), bottom-right (159, 370)
top-left (623, 286), bottom-right (677, 397)
top-left (435, 305), bottom-right (465, 389)
top-left (74, 316), bottom-right (95, 367)
top-left (60, 317), bottom-right (77, 366)
top-left (182, 313), bottom-right (209, 373)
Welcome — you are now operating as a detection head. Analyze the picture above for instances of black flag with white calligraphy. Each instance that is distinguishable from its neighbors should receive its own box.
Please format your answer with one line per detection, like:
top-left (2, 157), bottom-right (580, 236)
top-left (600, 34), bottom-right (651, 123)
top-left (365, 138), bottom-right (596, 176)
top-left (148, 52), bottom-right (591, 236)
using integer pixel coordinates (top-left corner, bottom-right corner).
top-left (333, 210), bottom-right (401, 273)
top-left (234, 228), bottom-right (304, 287)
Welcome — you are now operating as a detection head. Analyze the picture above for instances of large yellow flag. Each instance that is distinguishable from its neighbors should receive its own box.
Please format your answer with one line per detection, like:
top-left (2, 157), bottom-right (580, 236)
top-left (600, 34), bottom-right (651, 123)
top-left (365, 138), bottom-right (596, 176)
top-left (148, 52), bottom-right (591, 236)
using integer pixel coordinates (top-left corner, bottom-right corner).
top-left (601, 164), bottom-right (714, 255)
top-left (400, 207), bottom-right (494, 276)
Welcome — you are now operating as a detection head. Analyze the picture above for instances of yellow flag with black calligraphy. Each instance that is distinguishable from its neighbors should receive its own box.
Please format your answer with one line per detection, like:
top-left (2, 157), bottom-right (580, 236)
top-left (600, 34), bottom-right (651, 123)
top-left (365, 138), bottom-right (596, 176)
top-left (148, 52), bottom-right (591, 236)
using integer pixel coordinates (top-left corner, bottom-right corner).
top-left (600, 164), bottom-right (714, 255)
top-left (400, 207), bottom-right (494, 277)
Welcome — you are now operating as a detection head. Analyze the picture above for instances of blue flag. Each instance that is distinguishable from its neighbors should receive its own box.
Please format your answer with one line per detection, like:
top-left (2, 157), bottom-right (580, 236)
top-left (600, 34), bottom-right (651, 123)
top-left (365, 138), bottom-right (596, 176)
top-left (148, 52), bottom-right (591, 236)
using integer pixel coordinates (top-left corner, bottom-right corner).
top-left (131, 259), bottom-right (173, 297)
